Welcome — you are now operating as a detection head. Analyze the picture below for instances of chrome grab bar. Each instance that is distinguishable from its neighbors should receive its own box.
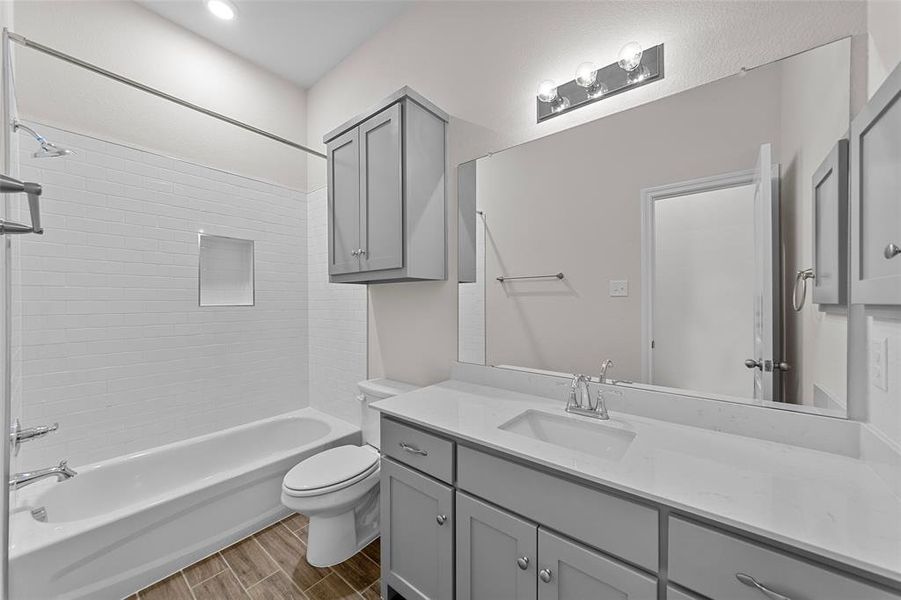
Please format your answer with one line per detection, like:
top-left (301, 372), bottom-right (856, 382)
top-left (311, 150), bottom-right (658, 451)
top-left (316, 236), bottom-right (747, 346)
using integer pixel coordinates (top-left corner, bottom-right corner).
top-left (399, 442), bottom-right (428, 456)
top-left (497, 272), bottom-right (564, 283)
top-left (0, 173), bottom-right (43, 235)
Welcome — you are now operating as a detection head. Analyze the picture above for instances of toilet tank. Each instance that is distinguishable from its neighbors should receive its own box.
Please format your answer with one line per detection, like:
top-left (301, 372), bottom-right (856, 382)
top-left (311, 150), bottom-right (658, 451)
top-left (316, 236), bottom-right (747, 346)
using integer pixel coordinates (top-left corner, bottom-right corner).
top-left (358, 378), bottom-right (418, 449)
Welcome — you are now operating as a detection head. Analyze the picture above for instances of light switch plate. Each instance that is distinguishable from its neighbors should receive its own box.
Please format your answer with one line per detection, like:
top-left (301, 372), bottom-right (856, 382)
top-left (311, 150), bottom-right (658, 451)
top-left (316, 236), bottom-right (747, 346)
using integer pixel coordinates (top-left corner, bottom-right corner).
top-left (609, 280), bottom-right (629, 297)
top-left (870, 337), bottom-right (888, 391)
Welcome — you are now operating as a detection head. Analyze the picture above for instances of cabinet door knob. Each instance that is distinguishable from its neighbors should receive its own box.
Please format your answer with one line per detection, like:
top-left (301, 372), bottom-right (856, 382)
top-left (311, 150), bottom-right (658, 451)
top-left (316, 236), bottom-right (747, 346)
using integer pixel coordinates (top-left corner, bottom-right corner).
top-left (538, 568), bottom-right (552, 583)
top-left (516, 556), bottom-right (529, 570)
top-left (436, 514), bottom-right (447, 526)
top-left (736, 573), bottom-right (792, 600)
top-left (885, 243), bottom-right (901, 260)
top-left (744, 359), bottom-right (762, 370)
top-left (351, 249), bottom-right (359, 257)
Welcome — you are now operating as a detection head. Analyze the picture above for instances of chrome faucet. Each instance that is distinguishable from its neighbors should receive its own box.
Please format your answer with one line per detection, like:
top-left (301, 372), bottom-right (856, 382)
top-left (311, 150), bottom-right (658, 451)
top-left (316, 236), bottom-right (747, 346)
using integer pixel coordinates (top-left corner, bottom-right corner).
top-left (566, 374), bottom-right (606, 419)
top-left (9, 460), bottom-right (76, 490)
top-left (592, 359), bottom-right (614, 420)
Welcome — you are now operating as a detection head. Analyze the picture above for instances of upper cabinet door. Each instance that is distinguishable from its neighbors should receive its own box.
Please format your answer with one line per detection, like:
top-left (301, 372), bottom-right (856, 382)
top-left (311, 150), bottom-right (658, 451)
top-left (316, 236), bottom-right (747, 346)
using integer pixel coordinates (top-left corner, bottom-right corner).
top-left (359, 103), bottom-right (404, 272)
top-left (456, 492), bottom-right (538, 600)
top-left (327, 127), bottom-right (361, 275)
top-left (811, 139), bottom-right (849, 306)
top-left (536, 529), bottom-right (657, 600)
top-left (850, 61), bottom-right (901, 304)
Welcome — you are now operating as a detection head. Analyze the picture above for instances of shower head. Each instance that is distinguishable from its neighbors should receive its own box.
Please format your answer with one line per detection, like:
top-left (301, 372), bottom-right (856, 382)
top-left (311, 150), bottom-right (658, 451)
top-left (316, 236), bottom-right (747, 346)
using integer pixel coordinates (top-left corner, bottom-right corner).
top-left (12, 121), bottom-right (73, 158)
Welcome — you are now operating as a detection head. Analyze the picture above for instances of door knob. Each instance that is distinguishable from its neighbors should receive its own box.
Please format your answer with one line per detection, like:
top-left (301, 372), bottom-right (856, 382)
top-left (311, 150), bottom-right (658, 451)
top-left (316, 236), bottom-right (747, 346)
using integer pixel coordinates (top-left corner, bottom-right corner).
top-left (436, 514), bottom-right (447, 526)
top-left (885, 243), bottom-right (901, 260)
top-left (774, 362), bottom-right (791, 372)
top-left (744, 359), bottom-right (762, 370)
top-left (351, 249), bottom-right (359, 257)
top-left (516, 556), bottom-right (530, 570)
top-left (538, 569), bottom-right (553, 583)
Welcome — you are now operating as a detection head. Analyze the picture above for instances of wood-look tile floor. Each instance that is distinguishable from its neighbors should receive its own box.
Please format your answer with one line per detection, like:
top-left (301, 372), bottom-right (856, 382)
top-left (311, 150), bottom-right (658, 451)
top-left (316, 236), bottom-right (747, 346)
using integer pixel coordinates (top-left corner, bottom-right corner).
top-left (128, 513), bottom-right (381, 600)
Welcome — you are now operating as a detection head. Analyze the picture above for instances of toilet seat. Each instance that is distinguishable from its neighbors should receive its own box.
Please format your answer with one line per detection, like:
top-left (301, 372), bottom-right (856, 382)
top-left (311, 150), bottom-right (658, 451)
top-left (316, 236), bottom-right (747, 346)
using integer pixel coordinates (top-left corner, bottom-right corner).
top-left (283, 445), bottom-right (379, 498)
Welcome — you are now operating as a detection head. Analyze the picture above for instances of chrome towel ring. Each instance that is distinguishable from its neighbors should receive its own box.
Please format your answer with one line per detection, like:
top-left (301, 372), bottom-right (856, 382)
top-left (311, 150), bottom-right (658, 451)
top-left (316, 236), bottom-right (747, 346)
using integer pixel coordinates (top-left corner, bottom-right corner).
top-left (792, 268), bottom-right (815, 311)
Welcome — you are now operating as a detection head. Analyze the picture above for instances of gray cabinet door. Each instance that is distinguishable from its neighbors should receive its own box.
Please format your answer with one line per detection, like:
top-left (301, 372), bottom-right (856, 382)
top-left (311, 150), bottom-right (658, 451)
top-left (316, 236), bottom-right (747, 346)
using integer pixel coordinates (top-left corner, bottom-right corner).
top-left (537, 529), bottom-right (656, 600)
top-left (380, 458), bottom-right (453, 600)
top-left (851, 60), bottom-right (901, 304)
top-left (456, 492), bottom-right (537, 600)
top-left (359, 103), bottom-right (404, 272)
top-left (327, 127), bottom-right (361, 275)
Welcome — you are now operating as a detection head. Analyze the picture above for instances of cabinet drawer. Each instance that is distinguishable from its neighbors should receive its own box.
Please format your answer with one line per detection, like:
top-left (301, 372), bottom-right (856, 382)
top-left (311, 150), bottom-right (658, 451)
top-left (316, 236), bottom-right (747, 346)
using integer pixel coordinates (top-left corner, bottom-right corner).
top-left (457, 445), bottom-right (658, 571)
top-left (669, 517), bottom-right (898, 600)
top-left (381, 417), bottom-right (454, 483)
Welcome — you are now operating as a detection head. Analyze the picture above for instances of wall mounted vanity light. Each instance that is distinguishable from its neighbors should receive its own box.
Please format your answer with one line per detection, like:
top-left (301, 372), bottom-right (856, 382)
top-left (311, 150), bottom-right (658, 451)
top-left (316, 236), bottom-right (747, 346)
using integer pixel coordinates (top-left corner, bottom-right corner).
top-left (536, 42), bottom-right (664, 122)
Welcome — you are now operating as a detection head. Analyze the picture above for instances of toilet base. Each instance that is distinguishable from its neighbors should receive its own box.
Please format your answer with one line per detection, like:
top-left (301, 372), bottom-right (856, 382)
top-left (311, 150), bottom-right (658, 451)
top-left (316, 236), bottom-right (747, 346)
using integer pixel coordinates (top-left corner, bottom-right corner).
top-left (282, 470), bottom-right (380, 567)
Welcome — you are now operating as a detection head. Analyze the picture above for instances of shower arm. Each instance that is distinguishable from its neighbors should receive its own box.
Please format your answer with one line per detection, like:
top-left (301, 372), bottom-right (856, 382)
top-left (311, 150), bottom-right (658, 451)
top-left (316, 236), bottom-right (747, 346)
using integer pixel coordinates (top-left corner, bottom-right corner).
top-left (0, 173), bottom-right (43, 235)
top-left (12, 121), bottom-right (47, 145)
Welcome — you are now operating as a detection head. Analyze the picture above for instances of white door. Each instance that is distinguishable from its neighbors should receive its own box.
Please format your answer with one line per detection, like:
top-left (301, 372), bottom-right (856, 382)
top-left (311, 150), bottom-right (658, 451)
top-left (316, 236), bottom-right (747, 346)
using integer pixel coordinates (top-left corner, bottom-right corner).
top-left (751, 143), bottom-right (783, 402)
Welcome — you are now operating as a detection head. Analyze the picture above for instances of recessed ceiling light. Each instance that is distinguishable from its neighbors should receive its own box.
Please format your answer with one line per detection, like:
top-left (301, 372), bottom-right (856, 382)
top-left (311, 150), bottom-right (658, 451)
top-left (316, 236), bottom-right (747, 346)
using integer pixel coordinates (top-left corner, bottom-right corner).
top-left (205, 0), bottom-right (236, 21)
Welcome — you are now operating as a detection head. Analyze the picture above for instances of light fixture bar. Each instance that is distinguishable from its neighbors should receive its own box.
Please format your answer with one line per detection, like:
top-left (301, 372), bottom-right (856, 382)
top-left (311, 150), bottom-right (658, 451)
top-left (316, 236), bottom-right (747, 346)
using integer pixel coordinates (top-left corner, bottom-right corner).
top-left (537, 43), bottom-right (665, 123)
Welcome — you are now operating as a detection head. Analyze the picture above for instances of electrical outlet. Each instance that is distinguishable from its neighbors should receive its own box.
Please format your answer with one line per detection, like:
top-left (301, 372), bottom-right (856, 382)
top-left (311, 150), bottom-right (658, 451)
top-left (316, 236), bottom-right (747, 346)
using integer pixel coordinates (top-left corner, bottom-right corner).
top-left (870, 337), bottom-right (888, 391)
top-left (609, 280), bottom-right (629, 297)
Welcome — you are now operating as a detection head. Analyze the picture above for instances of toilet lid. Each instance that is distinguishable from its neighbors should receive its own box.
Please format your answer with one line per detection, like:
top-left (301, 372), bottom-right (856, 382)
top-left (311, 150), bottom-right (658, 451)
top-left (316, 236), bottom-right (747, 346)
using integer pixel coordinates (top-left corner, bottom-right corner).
top-left (283, 445), bottom-right (379, 492)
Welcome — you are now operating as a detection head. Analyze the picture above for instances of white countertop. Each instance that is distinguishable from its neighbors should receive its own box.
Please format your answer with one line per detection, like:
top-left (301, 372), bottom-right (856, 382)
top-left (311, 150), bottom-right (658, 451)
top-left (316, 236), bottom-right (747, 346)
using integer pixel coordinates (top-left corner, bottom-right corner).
top-left (373, 380), bottom-right (901, 584)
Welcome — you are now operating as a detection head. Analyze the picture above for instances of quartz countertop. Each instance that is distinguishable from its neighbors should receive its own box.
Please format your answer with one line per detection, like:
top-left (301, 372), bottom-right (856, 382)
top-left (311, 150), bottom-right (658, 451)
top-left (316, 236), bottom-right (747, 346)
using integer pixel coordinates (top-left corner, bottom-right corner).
top-left (372, 379), bottom-right (901, 585)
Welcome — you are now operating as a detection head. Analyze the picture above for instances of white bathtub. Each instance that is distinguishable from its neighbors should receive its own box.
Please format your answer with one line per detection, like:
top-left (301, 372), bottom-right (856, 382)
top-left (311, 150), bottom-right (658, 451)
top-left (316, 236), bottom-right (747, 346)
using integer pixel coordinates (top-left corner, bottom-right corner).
top-left (8, 408), bottom-right (360, 600)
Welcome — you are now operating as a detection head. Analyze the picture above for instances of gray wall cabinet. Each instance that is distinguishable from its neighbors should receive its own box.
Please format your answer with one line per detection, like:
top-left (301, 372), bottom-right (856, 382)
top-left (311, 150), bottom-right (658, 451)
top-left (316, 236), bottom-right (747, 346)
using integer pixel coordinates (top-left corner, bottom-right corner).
top-left (811, 138), bottom-right (849, 306)
top-left (380, 457), bottom-right (454, 600)
top-left (850, 60), bottom-right (901, 304)
top-left (324, 87), bottom-right (448, 284)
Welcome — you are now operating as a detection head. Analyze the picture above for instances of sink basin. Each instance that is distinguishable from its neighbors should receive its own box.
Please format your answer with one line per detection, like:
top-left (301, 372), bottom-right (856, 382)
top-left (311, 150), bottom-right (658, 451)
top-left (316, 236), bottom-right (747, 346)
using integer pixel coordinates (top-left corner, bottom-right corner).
top-left (499, 410), bottom-right (635, 460)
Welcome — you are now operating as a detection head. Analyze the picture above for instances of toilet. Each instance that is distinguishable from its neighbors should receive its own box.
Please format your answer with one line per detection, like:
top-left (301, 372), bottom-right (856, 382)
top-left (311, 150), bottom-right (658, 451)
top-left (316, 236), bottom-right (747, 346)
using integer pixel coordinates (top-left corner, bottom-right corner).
top-left (281, 378), bottom-right (418, 567)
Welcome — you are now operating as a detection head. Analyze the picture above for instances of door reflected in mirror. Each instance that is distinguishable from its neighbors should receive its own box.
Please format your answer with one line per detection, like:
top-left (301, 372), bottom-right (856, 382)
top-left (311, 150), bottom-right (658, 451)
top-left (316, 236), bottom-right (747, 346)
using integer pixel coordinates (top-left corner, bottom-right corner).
top-left (458, 37), bottom-right (853, 416)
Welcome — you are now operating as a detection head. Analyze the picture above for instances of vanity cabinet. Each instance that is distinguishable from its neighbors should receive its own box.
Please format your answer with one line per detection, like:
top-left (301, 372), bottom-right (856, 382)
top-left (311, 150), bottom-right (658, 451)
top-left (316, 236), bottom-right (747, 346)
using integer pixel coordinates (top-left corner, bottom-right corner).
top-left (324, 87), bottom-right (448, 284)
top-left (380, 458), bottom-right (454, 600)
top-left (455, 493), bottom-right (655, 600)
top-left (537, 529), bottom-right (657, 600)
top-left (456, 493), bottom-right (537, 600)
top-left (380, 415), bottom-right (900, 600)
top-left (850, 60), bottom-right (901, 304)
top-left (668, 517), bottom-right (899, 600)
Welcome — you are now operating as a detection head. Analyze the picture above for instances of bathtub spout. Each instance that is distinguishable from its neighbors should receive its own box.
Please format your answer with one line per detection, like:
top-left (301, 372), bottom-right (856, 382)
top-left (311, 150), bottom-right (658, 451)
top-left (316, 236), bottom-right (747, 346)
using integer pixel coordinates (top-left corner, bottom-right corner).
top-left (9, 460), bottom-right (76, 490)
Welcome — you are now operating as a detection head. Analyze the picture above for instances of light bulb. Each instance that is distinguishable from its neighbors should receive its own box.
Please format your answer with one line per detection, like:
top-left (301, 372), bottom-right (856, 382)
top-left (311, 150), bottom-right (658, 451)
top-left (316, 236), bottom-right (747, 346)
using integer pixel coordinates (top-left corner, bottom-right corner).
top-left (551, 96), bottom-right (571, 113)
top-left (617, 42), bottom-right (643, 72)
top-left (537, 80), bottom-right (558, 103)
top-left (206, 0), bottom-right (236, 20)
top-left (574, 62), bottom-right (597, 88)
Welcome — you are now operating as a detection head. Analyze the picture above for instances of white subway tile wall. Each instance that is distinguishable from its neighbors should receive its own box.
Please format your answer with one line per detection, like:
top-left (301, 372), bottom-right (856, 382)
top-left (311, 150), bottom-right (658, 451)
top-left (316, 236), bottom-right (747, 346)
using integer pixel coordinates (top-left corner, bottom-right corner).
top-left (306, 188), bottom-right (368, 425)
top-left (12, 125), bottom-right (309, 471)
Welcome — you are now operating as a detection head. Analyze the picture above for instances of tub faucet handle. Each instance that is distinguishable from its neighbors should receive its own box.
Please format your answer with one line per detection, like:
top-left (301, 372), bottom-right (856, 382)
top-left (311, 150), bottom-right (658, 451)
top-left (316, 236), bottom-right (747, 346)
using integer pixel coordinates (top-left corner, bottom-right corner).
top-left (9, 418), bottom-right (59, 456)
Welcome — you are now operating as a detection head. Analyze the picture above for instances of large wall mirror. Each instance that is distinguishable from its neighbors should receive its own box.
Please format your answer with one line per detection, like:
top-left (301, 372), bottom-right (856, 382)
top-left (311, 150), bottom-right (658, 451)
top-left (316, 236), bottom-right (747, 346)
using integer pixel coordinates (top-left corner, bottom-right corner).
top-left (458, 38), bottom-right (853, 417)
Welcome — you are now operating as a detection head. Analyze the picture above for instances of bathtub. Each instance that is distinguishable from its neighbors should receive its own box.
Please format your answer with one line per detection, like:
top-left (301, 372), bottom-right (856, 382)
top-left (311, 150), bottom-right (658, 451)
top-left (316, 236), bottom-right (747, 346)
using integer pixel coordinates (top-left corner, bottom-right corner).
top-left (8, 408), bottom-right (360, 600)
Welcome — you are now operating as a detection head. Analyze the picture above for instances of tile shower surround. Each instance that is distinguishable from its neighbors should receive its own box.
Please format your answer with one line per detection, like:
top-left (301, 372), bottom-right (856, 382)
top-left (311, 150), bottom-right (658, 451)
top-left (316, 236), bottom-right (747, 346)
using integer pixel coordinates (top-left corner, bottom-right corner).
top-left (11, 124), bottom-right (366, 471)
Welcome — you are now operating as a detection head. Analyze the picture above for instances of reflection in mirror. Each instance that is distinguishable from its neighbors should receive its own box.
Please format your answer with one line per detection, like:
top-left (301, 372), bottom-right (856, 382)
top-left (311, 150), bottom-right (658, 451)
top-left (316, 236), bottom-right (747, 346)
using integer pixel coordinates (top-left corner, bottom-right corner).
top-left (457, 38), bottom-right (852, 416)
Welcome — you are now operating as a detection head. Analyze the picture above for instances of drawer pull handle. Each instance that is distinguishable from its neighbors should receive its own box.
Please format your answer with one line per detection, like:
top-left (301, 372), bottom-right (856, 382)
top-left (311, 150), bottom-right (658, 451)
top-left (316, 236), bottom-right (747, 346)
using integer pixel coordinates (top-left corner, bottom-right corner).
top-left (516, 556), bottom-right (530, 570)
top-left (886, 243), bottom-right (901, 260)
top-left (538, 568), bottom-right (553, 583)
top-left (399, 442), bottom-right (428, 456)
top-left (436, 514), bottom-right (447, 526)
top-left (736, 573), bottom-right (792, 600)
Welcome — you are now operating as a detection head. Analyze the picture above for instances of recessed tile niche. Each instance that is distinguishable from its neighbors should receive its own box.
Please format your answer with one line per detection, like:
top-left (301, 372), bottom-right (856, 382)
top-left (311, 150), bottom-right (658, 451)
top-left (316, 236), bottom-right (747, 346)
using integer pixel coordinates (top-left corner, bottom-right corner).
top-left (199, 234), bottom-right (255, 307)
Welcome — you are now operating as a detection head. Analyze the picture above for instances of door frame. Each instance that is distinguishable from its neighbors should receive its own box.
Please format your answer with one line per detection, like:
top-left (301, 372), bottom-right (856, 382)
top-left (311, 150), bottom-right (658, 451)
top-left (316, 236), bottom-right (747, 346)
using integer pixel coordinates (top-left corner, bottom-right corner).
top-left (640, 169), bottom-right (757, 385)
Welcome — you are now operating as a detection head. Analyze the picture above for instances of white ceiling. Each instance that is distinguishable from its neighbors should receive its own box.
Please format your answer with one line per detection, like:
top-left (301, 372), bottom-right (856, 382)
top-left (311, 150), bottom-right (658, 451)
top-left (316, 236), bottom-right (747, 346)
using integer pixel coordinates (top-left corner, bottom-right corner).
top-left (138, 0), bottom-right (408, 88)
